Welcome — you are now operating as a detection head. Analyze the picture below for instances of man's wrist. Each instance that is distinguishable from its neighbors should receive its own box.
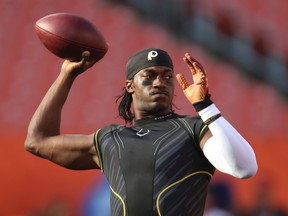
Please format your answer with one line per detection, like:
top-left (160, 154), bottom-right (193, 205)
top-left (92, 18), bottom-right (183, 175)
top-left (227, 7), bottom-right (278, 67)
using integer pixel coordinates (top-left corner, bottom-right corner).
top-left (192, 94), bottom-right (213, 112)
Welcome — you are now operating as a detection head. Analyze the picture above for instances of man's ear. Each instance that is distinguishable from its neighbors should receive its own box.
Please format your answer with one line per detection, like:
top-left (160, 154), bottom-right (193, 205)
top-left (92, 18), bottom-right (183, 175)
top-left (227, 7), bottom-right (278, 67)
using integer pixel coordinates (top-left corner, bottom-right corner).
top-left (126, 80), bottom-right (134, 93)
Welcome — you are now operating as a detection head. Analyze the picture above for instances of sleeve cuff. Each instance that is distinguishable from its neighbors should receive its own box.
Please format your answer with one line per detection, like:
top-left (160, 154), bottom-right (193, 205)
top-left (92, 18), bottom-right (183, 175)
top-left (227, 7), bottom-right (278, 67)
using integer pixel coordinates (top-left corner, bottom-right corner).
top-left (198, 104), bottom-right (221, 122)
top-left (192, 94), bottom-right (213, 112)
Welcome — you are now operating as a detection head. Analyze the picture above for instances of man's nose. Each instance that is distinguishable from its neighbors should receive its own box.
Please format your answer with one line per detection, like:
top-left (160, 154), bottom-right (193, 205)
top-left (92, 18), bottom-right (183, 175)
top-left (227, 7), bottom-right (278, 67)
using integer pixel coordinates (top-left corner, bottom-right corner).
top-left (153, 76), bottom-right (166, 87)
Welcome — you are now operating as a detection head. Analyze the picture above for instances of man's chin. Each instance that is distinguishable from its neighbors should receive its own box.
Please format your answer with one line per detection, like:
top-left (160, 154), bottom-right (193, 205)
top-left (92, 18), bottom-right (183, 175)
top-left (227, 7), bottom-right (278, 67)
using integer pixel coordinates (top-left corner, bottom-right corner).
top-left (149, 102), bottom-right (171, 114)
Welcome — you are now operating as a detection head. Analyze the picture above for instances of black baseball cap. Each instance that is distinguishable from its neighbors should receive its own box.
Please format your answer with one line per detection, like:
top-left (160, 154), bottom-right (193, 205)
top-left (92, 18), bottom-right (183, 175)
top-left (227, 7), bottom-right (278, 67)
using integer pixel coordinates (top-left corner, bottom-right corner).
top-left (126, 48), bottom-right (174, 79)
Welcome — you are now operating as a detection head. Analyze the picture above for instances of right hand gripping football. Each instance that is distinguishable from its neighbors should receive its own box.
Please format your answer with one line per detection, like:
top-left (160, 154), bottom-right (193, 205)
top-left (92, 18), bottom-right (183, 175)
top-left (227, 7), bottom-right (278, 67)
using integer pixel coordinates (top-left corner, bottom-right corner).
top-left (61, 51), bottom-right (97, 76)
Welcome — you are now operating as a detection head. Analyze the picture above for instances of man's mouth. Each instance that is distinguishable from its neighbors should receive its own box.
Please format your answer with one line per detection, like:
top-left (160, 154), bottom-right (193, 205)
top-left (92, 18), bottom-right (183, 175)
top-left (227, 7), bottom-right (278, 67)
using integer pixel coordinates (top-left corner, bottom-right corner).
top-left (150, 91), bottom-right (169, 97)
top-left (150, 91), bottom-right (169, 95)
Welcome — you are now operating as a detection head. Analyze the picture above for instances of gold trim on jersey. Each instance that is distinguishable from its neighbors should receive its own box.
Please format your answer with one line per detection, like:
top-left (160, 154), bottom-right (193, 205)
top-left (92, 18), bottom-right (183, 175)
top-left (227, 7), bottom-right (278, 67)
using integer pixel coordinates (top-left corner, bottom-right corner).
top-left (110, 185), bottom-right (127, 216)
top-left (156, 171), bottom-right (213, 216)
top-left (199, 124), bottom-right (208, 139)
top-left (94, 129), bottom-right (103, 171)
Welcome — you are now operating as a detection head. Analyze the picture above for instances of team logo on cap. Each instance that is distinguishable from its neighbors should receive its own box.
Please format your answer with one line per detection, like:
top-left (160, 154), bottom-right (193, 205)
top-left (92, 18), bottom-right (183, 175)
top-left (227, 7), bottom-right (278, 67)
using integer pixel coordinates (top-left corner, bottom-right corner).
top-left (147, 51), bottom-right (158, 61)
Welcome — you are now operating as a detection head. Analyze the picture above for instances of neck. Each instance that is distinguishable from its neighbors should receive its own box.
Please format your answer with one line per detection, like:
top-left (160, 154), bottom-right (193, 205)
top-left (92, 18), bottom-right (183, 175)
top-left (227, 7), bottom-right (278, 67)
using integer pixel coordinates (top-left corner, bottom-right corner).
top-left (134, 109), bottom-right (173, 121)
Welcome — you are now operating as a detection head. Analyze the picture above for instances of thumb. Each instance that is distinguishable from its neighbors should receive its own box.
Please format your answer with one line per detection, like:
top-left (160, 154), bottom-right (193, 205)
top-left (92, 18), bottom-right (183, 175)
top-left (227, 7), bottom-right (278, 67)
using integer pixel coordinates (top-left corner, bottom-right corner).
top-left (80, 51), bottom-right (90, 65)
top-left (176, 73), bottom-right (190, 90)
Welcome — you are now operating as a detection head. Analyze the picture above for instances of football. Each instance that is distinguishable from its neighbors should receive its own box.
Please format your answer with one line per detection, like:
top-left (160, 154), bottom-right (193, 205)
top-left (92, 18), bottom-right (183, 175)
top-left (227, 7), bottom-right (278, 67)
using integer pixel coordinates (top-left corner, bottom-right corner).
top-left (35, 13), bottom-right (109, 61)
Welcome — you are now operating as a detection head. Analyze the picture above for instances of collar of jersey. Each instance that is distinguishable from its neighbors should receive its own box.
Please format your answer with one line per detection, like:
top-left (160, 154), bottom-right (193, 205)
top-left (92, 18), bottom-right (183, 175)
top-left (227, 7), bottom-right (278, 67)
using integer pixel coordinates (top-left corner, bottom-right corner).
top-left (133, 112), bottom-right (176, 127)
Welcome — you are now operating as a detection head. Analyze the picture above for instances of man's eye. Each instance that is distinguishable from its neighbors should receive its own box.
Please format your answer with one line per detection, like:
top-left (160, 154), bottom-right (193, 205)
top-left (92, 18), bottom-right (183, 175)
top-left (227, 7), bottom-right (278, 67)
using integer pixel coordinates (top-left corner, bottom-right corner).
top-left (143, 73), bottom-right (153, 79)
top-left (165, 75), bottom-right (173, 80)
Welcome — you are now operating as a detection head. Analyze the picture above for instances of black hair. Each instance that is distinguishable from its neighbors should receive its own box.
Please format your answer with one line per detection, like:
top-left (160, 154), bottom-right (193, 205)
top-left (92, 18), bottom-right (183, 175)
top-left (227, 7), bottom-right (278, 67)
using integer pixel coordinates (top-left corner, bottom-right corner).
top-left (116, 87), bottom-right (134, 125)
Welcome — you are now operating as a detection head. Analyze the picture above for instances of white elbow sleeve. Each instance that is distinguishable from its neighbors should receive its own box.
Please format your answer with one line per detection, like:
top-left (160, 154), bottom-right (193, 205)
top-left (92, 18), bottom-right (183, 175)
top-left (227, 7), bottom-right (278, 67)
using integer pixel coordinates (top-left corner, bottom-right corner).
top-left (199, 104), bottom-right (258, 179)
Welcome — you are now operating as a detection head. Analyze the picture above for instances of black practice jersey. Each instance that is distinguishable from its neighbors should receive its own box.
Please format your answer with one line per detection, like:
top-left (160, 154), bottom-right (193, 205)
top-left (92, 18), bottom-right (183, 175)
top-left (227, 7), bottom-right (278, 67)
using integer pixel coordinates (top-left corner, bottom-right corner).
top-left (94, 113), bottom-right (215, 216)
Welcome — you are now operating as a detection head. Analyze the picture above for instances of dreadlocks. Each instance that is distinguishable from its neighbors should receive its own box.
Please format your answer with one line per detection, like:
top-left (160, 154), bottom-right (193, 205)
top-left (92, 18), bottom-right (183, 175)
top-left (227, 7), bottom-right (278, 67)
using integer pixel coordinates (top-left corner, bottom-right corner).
top-left (116, 87), bottom-right (134, 125)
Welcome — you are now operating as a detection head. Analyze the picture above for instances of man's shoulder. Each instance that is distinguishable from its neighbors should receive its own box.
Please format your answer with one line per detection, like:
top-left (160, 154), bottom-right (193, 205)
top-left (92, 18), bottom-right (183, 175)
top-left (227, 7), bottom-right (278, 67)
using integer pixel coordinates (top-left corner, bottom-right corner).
top-left (173, 114), bottom-right (205, 133)
top-left (100, 123), bottom-right (125, 132)
top-left (174, 113), bottom-right (202, 121)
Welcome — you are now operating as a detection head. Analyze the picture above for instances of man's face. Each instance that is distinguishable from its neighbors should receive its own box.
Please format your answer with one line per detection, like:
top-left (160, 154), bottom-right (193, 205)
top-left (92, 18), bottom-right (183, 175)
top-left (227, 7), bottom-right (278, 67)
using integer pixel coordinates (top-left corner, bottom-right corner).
top-left (127, 66), bottom-right (174, 115)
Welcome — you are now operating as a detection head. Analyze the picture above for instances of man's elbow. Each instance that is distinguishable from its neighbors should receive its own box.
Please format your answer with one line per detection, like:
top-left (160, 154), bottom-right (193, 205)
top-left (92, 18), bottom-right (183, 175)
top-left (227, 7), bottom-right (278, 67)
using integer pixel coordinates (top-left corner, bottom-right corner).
top-left (234, 162), bottom-right (258, 179)
top-left (24, 135), bottom-right (38, 155)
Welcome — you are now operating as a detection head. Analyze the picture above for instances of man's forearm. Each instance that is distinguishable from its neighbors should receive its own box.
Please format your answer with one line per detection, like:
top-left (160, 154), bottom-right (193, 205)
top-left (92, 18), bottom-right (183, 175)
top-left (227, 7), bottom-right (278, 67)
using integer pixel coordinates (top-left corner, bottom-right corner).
top-left (199, 104), bottom-right (258, 179)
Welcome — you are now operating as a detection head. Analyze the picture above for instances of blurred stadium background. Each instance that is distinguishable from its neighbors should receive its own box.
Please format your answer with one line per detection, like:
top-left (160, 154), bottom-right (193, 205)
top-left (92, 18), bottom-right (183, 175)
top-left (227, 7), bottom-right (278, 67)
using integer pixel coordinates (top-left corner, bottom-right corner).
top-left (0, 0), bottom-right (287, 215)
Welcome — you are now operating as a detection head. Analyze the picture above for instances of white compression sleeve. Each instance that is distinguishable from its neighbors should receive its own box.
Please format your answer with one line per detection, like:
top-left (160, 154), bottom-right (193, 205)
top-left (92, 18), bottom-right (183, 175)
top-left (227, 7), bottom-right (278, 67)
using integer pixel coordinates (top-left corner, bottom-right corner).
top-left (199, 104), bottom-right (258, 179)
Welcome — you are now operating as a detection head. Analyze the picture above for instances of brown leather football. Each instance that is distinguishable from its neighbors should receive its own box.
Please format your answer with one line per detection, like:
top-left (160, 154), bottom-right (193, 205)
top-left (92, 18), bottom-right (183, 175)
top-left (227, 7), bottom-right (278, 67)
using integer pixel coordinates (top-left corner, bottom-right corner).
top-left (35, 13), bottom-right (108, 61)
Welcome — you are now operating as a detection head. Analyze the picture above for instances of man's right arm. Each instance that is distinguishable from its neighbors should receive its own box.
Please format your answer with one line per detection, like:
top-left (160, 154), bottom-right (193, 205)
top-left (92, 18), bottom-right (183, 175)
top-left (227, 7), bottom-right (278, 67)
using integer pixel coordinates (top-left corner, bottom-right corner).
top-left (24, 52), bottom-right (101, 170)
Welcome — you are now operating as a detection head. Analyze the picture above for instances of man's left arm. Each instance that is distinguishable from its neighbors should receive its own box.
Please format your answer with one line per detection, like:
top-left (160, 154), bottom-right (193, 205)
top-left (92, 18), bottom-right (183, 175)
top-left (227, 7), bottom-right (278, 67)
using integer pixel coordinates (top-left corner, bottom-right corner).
top-left (198, 103), bottom-right (258, 179)
top-left (176, 53), bottom-right (258, 179)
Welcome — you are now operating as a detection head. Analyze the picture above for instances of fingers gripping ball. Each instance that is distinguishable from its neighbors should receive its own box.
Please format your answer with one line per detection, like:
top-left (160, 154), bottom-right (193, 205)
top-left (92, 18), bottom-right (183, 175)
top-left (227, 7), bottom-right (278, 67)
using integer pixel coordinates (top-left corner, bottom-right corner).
top-left (35, 13), bottom-right (109, 61)
top-left (176, 53), bottom-right (208, 104)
